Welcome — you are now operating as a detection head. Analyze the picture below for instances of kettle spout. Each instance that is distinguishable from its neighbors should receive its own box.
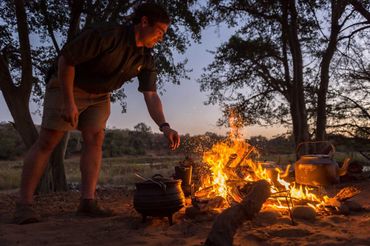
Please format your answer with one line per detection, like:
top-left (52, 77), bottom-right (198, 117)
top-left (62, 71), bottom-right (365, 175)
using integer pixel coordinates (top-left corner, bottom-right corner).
top-left (338, 158), bottom-right (351, 176)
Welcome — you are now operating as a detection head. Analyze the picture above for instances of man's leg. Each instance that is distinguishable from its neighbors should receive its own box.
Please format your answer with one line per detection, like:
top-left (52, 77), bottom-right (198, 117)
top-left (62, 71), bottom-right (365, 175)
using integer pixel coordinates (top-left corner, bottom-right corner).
top-left (15, 128), bottom-right (66, 224)
top-left (74, 88), bottom-right (111, 216)
top-left (77, 127), bottom-right (113, 217)
top-left (79, 127), bottom-right (105, 199)
top-left (19, 128), bottom-right (66, 204)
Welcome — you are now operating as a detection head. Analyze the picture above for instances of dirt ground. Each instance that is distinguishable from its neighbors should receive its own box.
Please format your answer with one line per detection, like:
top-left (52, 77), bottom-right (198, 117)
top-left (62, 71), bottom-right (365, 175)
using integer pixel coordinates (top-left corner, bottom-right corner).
top-left (1, 180), bottom-right (370, 246)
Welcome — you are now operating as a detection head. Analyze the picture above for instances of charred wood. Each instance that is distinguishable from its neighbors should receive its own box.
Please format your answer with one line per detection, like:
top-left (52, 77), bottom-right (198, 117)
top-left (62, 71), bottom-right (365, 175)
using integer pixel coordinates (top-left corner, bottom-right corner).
top-left (205, 180), bottom-right (270, 246)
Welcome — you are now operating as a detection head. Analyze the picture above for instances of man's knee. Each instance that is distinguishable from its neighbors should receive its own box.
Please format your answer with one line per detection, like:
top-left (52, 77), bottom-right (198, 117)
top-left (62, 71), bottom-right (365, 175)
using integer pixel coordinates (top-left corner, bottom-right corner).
top-left (36, 129), bottom-right (65, 152)
top-left (82, 129), bottom-right (105, 148)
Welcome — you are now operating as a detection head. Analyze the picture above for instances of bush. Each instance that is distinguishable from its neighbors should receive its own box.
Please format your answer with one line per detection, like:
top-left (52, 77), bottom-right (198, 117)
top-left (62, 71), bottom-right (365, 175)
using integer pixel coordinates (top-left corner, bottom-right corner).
top-left (0, 123), bottom-right (25, 160)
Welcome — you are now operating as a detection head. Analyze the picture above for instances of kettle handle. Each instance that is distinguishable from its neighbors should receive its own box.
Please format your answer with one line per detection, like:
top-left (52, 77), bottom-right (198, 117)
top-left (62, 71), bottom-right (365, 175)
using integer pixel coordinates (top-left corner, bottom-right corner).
top-left (296, 141), bottom-right (335, 158)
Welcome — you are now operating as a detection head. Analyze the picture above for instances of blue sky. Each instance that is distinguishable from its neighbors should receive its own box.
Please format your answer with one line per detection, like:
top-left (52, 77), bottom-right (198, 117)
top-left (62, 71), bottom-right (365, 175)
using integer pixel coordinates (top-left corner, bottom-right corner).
top-left (0, 24), bottom-right (285, 138)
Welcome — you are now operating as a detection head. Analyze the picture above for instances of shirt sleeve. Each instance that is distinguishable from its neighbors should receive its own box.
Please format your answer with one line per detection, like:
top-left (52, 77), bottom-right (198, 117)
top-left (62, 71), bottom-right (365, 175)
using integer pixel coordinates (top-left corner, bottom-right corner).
top-left (60, 27), bottom-right (116, 65)
top-left (137, 54), bottom-right (157, 92)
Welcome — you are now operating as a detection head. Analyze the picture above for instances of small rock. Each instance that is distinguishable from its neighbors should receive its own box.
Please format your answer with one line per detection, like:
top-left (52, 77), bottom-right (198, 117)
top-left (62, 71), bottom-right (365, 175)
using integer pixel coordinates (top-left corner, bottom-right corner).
top-left (292, 206), bottom-right (316, 221)
top-left (254, 210), bottom-right (282, 225)
top-left (343, 200), bottom-right (363, 212)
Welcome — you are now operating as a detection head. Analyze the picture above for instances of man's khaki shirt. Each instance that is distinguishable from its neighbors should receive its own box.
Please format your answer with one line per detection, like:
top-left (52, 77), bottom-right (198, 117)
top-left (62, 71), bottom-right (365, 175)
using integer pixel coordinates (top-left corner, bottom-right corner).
top-left (61, 24), bottom-right (157, 94)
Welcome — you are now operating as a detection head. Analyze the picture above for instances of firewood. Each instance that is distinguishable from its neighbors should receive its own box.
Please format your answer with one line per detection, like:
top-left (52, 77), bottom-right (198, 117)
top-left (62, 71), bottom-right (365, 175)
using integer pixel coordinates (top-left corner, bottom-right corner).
top-left (334, 186), bottom-right (361, 202)
top-left (204, 180), bottom-right (270, 246)
top-left (325, 197), bottom-right (341, 208)
top-left (208, 196), bottom-right (228, 210)
top-left (195, 186), bottom-right (214, 197)
top-left (229, 147), bottom-right (256, 168)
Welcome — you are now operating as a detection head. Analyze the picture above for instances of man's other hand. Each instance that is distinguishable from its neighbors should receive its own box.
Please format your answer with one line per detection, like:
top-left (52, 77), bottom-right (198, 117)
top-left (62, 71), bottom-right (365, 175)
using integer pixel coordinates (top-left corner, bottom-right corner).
top-left (163, 127), bottom-right (180, 150)
top-left (62, 102), bottom-right (78, 128)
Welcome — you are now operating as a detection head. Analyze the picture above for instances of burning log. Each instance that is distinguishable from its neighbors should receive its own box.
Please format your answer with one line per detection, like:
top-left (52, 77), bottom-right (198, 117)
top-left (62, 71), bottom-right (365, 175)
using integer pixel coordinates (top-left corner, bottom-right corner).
top-left (334, 186), bottom-right (361, 201)
top-left (194, 186), bottom-right (214, 198)
top-left (325, 186), bottom-right (361, 208)
top-left (323, 186), bottom-right (362, 214)
top-left (205, 180), bottom-right (270, 246)
top-left (228, 146), bottom-right (256, 168)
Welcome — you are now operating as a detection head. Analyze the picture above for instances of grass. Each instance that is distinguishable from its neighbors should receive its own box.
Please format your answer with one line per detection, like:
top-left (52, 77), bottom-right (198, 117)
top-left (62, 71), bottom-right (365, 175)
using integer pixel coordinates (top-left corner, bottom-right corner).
top-left (0, 152), bottom-right (368, 191)
top-left (0, 160), bottom-right (23, 190)
top-left (0, 155), bottom-right (183, 191)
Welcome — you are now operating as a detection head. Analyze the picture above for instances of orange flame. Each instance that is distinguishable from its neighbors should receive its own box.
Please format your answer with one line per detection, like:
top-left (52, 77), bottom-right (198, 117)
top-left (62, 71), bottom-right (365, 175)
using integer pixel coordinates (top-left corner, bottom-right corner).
top-left (197, 112), bottom-right (329, 211)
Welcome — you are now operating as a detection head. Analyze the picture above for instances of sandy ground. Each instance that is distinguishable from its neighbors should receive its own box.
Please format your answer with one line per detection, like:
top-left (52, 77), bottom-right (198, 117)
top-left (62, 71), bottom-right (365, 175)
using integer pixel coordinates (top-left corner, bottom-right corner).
top-left (1, 180), bottom-right (370, 246)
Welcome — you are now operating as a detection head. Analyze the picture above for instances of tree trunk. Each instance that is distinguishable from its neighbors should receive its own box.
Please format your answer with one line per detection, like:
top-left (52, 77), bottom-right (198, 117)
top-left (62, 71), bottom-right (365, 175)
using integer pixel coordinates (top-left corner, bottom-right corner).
top-left (0, 0), bottom-right (68, 194)
top-left (51, 132), bottom-right (69, 191)
top-left (2, 81), bottom-right (69, 193)
top-left (284, 0), bottom-right (310, 146)
top-left (316, 1), bottom-right (345, 141)
top-left (289, 95), bottom-right (304, 146)
top-left (37, 133), bottom-right (69, 193)
top-left (1, 88), bottom-right (39, 148)
top-left (67, 0), bottom-right (84, 41)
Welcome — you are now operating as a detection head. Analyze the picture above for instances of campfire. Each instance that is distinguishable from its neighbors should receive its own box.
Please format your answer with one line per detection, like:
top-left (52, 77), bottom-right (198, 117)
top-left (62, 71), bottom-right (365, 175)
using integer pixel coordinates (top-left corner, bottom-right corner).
top-left (191, 115), bottom-right (360, 219)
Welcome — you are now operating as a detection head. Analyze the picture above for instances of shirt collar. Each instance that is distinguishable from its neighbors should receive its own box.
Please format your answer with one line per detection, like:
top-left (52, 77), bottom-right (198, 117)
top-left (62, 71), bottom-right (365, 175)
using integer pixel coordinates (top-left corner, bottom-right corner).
top-left (127, 24), bottom-right (145, 56)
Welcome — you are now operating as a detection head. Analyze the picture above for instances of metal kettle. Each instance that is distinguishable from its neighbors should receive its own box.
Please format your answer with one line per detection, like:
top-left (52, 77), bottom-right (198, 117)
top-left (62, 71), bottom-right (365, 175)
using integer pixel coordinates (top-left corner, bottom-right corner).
top-left (294, 141), bottom-right (350, 186)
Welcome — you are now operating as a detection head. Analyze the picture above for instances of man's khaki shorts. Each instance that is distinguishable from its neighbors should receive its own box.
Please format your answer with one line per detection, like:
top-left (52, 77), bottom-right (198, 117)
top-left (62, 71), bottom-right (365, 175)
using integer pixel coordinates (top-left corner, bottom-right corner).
top-left (41, 77), bottom-right (110, 131)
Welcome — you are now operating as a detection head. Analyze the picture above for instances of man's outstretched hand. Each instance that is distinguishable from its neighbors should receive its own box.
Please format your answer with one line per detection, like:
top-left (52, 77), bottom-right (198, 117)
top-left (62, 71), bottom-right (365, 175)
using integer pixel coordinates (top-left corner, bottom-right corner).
top-left (163, 127), bottom-right (180, 150)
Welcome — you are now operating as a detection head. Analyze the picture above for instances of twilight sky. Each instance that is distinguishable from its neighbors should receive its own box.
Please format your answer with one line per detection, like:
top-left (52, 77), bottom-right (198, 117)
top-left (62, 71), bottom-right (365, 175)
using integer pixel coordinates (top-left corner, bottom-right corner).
top-left (0, 24), bottom-right (286, 138)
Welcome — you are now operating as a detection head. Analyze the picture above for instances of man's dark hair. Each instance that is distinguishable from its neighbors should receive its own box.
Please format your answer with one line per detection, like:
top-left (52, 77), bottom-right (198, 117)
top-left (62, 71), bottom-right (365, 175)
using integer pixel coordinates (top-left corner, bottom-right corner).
top-left (132, 2), bottom-right (170, 25)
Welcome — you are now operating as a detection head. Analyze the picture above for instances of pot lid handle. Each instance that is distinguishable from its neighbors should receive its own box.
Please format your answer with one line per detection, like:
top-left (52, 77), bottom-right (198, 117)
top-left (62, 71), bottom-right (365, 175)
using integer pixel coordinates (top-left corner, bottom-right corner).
top-left (135, 173), bottom-right (167, 191)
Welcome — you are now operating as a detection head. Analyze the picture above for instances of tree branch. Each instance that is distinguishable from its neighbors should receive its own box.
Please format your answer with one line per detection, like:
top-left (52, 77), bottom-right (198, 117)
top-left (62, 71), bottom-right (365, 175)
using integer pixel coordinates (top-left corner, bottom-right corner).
top-left (39, 0), bottom-right (60, 53)
top-left (340, 94), bottom-right (370, 119)
top-left (338, 25), bottom-right (370, 41)
top-left (14, 0), bottom-right (33, 96)
top-left (67, 0), bottom-right (84, 41)
top-left (348, 0), bottom-right (370, 23)
top-left (0, 51), bottom-right (15, 93)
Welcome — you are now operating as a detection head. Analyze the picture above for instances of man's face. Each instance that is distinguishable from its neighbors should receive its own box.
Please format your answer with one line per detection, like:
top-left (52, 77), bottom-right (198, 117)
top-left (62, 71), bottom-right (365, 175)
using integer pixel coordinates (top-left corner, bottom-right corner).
top-left (139, 17), bottom-right (169, 48)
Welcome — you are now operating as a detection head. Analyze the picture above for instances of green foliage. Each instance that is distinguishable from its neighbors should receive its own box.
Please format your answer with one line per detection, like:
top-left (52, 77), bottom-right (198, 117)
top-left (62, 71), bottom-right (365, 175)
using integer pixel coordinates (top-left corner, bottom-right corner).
top-left (103, 129), bottom-right (131, 157)
top-left (133, 122), bottom-right (152, 134)
top-left (102, 127), bottom-right (162, 157)
top-left (198, 0), bottom-right (370, 140)
top-left (249, 134), bottom-right (295, 155)
top-left (0, 0), bottom-right (207, 110)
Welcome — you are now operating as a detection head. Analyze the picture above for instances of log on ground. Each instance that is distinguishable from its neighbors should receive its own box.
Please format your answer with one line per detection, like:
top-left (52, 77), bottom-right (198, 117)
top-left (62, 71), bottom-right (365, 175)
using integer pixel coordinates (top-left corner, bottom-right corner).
top-left (205, 180), bottom-right (271, 246)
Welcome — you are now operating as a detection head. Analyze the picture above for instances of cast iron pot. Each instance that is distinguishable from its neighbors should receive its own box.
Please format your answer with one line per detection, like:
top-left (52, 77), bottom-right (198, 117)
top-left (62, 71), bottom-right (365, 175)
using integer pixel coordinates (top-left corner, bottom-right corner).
top-left (294, 142), bottom-right (350, 186)
top-left (133, 174), bottom-right (185, 225)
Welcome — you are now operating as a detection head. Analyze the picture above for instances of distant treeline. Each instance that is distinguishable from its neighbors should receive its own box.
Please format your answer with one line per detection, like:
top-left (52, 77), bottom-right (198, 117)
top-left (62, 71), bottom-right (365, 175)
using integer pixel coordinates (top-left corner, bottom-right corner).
top-left (0, 122), bottom-right (368, 161)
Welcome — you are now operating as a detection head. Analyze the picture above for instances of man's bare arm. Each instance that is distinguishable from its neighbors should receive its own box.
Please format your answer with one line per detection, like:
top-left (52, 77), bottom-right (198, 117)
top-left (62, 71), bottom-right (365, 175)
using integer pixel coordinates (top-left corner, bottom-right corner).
top-left (58, 55), bottom-right (78, 127)
top-left (143, 91), bottom-right (180, 150)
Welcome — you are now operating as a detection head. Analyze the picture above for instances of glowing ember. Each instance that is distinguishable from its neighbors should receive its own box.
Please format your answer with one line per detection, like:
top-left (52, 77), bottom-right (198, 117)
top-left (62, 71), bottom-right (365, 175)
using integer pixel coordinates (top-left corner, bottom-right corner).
top-left (195, 113), bottom-right (330, 212)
